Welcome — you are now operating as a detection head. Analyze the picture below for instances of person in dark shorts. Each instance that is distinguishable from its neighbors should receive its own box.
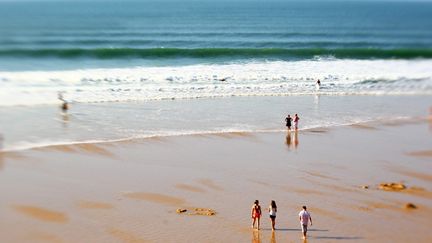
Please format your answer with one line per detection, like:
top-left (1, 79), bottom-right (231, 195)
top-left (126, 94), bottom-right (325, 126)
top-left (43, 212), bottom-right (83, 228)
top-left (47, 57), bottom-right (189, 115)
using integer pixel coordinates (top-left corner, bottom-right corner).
top-left (268, 200), bottom-right (277, 231)
top-left (285, 114), bottom-right (292, 130)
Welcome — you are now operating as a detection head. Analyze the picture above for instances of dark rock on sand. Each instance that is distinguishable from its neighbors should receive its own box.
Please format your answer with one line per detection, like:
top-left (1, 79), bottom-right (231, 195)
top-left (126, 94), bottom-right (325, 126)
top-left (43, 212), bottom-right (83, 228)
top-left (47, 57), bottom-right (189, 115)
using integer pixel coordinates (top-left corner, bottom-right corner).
top-left (379, 183), bottom-right (406, 191)
top-left (404, 203), bottom-right (417, 209)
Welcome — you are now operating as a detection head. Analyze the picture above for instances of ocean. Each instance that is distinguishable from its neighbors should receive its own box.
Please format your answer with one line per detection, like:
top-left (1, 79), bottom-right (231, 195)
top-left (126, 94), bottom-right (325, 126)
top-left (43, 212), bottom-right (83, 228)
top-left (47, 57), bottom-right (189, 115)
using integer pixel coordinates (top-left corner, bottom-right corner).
top-left (0, 0), bottom-right (431, 151)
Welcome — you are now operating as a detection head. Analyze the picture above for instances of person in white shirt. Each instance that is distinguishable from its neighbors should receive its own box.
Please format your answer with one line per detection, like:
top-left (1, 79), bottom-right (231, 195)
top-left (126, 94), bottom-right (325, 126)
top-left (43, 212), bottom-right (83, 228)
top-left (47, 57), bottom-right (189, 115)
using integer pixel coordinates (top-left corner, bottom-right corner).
top-left (298, 205), bottom-right (313, 239)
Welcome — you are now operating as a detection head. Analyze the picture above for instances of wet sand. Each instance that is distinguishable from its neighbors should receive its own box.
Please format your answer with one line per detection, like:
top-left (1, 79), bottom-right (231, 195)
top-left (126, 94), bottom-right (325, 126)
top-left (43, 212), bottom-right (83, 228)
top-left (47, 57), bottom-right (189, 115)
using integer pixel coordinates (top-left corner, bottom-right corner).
top-left (0, 121), bottom-right (431, 243)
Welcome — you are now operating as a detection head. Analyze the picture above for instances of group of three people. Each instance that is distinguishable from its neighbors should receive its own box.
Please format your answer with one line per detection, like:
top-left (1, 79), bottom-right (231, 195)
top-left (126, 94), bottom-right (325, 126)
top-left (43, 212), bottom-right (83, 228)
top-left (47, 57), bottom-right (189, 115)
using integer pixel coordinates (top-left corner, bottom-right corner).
top-left (285, 114), bottom-right (300, 130)
top-left (251, 200), bottom-right (313, 239)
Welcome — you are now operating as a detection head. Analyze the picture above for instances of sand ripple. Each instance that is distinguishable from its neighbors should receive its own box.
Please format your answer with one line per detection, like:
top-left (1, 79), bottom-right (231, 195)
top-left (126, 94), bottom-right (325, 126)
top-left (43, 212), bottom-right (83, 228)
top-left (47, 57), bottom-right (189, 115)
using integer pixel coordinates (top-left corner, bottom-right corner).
top-left (13, 205), bottom-right (68, 223)
top-left (123, 192), bottom-right (186, 205)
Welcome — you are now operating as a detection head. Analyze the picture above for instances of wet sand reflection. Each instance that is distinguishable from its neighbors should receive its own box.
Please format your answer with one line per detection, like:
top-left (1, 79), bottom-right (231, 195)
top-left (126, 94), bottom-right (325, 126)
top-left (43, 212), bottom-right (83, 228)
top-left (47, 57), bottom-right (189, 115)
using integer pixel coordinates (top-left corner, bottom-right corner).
top-left (251, 230), bottom-right (261, 243)
top-left (286, 130), bottom-right (299, 150)
top-left (429, 106), bottom-right (432, 132)
top-left (0, 133), bottom-right (4, 170)
top-left (270, 231), bottom-right (276, 243)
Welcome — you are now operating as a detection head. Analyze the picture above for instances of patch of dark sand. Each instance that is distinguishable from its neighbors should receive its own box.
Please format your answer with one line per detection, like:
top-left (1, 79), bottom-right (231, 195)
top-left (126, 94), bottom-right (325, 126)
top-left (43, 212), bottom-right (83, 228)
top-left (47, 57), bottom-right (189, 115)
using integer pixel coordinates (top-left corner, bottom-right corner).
top-left (175, 183), bottom-right (206, 193)
top-left (356, 200), bottom-right (432, 215)
top-left (13, 205), bottom-right (68, 223)
top-left (302, 177), bottom-right (361, 192)
top-left (0, 151), bottom-right (26, 160)
top-left (26, 232), bottom-right (63, 243)
top-left (78, 201), bottom-right (114, 209)
top-left (359, 200), bottom-right (427, 212)
top-left (356, 201), bottom-right (400, 213)
top-left (350, 123), bottom-right (378, 130)
top-left (197, 179), bottom-right (224, 191)
top-left (318, 182), bottom-right (359, 193)
top-left (249, 179), bottom-right (271, 187)
top-left (123, 192), bottom-right (186, 206)
top-left (406, 150), bottom-right (432, 158)
top-left (381, 117), bottom-right (426, 127)
top-left (209, 131), bottom-right (255, 139)
top-left (391, 168), bottom-right (432, 182)
top-left (307, 128), bottom-right (329, 133)
top-left (304, 171), bottom-right (339, 181)
top-left (108, 228), bottom-right (149, 243)
top-left (137, 136), bottom-right (169, 143)
top-left (176, 207), bottom-right (216, 216)
top-left (69, 143), bottom-right (114, 156)
top-left (283, 186), bottom-right (327, 196)
top-left (37, 143), bottom-right (113, 157)
top-left (404, 187), bottom-right (432, 199)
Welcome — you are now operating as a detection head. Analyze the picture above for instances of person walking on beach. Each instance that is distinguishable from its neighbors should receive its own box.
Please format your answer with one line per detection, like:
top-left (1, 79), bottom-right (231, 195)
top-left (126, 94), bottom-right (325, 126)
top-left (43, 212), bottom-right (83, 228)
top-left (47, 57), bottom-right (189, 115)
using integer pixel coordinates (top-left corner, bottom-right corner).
top-left (315, 79), bottom-right (321, 91)
top-left (285, 114), bottom-right (292, 130)
top-left (299, 206), bottom-right (313, 239)
top-left (251, 200), bottom-right (262, 230)
top-left (268, 200), bottom-right (277, 231)
top-left (294, 114), bottom-right (300, 130)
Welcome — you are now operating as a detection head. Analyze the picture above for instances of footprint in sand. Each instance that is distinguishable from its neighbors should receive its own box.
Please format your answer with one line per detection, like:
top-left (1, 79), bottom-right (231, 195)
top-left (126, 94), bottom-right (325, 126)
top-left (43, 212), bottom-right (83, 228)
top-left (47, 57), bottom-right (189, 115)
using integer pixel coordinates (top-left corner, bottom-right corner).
top-left (13, 205), bottom-right (68, 223)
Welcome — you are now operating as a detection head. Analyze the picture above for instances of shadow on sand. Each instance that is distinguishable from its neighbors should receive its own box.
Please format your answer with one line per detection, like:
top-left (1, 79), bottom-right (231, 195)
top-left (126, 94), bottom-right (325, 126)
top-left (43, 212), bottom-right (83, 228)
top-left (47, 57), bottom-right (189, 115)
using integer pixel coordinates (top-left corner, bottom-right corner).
top-left (256, 228), bottom-right (363, 241)
top-left (267, 228), bottom-right (329, 232)
top-left (312, 236), bottom-right (363, 240)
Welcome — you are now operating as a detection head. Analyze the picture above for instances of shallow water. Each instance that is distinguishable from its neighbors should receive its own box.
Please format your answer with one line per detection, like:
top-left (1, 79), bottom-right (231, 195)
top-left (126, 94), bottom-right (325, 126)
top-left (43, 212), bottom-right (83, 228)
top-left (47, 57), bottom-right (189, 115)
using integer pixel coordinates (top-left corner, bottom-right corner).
top-left (0, 95), bottom-right (430, 151)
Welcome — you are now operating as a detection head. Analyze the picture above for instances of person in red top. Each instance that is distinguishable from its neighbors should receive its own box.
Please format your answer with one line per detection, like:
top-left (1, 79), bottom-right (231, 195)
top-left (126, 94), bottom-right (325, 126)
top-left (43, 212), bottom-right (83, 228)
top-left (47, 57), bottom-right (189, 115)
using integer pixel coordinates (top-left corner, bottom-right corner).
top-left (251, 200), bottom-right (262, 230)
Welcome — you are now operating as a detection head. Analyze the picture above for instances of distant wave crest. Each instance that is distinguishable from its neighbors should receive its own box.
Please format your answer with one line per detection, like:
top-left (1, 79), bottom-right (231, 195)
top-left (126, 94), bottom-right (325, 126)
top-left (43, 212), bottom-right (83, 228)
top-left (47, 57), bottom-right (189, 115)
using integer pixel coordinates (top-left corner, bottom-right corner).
top-left (1, 48), bottom-right (432, 60)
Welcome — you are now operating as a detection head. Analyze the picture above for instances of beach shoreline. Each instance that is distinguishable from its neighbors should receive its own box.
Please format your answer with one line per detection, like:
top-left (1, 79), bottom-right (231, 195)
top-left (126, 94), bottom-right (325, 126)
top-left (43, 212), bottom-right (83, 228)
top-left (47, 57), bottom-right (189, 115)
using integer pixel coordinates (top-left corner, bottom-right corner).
top-left (1, 1), bottom-right (432, 242)
top-left (1, 119), bottom-right (431, 243)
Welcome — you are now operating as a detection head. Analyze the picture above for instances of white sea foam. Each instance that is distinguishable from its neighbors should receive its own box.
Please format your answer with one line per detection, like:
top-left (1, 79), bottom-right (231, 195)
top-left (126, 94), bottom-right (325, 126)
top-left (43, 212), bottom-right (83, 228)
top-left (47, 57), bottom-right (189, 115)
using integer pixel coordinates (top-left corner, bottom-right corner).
top-left (0, 59), bottom-right (431, 106)
top-left (0, 121), bottom-right (392, 152)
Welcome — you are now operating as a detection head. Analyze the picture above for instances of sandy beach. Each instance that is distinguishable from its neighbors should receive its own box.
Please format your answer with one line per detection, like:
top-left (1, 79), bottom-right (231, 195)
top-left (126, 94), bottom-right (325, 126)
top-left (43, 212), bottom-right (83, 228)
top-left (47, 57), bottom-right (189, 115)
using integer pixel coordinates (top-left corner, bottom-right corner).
top-left (1, 1), bottom-right (432, 242)
top-left (0, 117), bottom-right (431, 243)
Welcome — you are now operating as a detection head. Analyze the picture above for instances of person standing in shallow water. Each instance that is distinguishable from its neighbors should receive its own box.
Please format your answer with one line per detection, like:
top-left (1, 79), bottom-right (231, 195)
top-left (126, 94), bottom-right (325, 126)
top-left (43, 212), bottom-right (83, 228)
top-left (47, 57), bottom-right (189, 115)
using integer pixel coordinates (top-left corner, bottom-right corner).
top-left (294, 114), bottom-right (300, 130)
top-left (268, 200), bottom-right (277, 231)
top-left (299, 206), bottom-right (313, 239)
top-left (285, 114), bottom-right (292, 130)
top-left (251, 200), bottom-right (262, 230)
top-left (58, 92), bottom-right (68, 112)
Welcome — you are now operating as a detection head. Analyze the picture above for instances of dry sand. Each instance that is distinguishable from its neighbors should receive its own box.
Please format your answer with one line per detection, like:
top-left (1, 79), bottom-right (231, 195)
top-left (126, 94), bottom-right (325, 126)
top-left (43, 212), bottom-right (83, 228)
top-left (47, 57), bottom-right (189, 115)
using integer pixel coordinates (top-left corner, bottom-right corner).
top-left (0, 120), bottom-right (431, 242)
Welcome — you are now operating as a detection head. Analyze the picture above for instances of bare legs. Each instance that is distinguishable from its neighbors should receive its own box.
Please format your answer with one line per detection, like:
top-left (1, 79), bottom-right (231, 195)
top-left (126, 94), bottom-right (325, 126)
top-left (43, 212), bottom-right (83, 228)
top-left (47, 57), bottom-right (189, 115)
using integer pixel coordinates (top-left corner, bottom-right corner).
top-left (302, 224), bottom-right (308, 239)
top-left (270, 217), bottom-right (276, 230)
top-left (251, 217), bottom-right (260, 230)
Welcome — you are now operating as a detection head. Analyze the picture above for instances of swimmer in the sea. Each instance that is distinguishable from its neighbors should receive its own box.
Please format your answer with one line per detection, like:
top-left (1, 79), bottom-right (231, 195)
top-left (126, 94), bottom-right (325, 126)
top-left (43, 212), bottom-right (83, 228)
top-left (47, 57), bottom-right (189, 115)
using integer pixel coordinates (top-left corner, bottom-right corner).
top-left (58, 92), bottom-right (68, 112)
